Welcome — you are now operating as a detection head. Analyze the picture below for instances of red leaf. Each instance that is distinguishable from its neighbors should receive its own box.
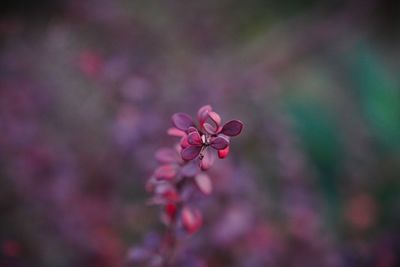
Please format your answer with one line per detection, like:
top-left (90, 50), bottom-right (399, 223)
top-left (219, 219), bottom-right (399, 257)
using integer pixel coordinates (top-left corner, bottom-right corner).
top-left (172, 113), bottom-right (194, 131)
top-left (218, 146), bottom-right (230, 159)
top-left (221, 120), bottom-right (243, 136)
top-left (165, 203), bottom-right (177, 220)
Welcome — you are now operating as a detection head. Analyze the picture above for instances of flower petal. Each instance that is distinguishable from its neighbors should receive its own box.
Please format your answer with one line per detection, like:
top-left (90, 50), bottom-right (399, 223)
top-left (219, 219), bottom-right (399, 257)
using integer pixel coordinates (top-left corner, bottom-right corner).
top-left (210, 135), bottom-right (229, 150)
top-left (155, 148), bottom-right (180, 163)
top-left (172, 113), bottom-right (194, 131)
top-left (181, 206), bottom-right (202, 234)
top-left (221, 120), bottom-right (243, 136)
top-left (194, 173), bottom-right (212, 195)
top-left (218, 146), bottom-right (230, 159)
top-left (197, 105), bottom-right (212, 124)
top-left (187, 131), bottom-right (202, 146)
top-left (200, 148), bottom-right (214, 170)
top-left (181, 145), bottom-right (202, 161)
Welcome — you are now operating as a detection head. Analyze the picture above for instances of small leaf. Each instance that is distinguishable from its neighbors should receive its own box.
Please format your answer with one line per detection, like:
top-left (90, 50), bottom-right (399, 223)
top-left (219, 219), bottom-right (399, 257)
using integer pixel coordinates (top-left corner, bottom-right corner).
top-left (181, 206), bottom-right (202, 234)
top-left (197, 105), bottom-right (212, 123)
top-left (194, 173), bottom-right (212, 195)
top-left (200, 148), bottom-right (214, 170)
top-left (218, 146), bottom-right (230, 159)
top-left (221, 120), bottom-right (243, 136)
top-left (167, 127), bottom-right (186, 137)
top-left (181, 146), bottom-right (202, 161)
top-left (180, 135), bottom-right (190, 149)
top-left (210, 136), bottom-right (229, 150)
top-left (172, 113), bottom-right (194, 131)
top-left (208, 111), bottom-right (221, 126)
top-left (187, 131), bottom-right (202, 146)
top-left (203, 122), bottom-right (218, 134)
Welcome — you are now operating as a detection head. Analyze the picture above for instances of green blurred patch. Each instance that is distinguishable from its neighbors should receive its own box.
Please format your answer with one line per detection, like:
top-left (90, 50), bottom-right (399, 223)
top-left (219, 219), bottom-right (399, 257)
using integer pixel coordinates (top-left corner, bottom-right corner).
top-left (284, 95), bottom-right (344, 223)
top-left (349, 46), bottom-right (400, 151)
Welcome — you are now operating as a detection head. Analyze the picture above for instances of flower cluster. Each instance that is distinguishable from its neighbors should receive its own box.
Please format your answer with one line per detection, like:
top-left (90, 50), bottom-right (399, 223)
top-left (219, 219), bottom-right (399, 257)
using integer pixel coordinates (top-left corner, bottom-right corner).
top-left (139, 105), bottom-right (242, 265)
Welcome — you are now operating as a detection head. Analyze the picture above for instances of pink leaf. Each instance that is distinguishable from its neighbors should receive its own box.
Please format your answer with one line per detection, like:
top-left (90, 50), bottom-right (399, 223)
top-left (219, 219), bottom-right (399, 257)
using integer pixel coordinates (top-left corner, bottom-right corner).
top-left (194, 173), bottom-right (212, 195)
top-left (167, 127), bottom-right (186, 137)
top-left (208, 111), bottom-right (221, 127)
top-left (172, 113), bottom-right (194, 131)
top-left (181, 146), bottom-right (202, 161)
top-left (221, 120), bottom-right (243, 136)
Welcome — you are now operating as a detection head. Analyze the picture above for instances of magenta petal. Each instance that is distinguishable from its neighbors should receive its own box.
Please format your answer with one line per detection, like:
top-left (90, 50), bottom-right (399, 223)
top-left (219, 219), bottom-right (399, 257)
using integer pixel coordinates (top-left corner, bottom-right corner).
top-left (210, 136), bottom-right (229, 150)
top-left (197, 105), bottom-right (212, 123)
top-left (155, 148), bottom-right (180, 163)
top-left (172, 113), bottom-right (194, 131)
top-left (200, 148), bottom-right (214, 170)
top-left (181, 145), bottom-right (202, 161)
top-left (187, 131), bottom-right (202, 146)
top-left (221, 120), bottom-right (243, 136)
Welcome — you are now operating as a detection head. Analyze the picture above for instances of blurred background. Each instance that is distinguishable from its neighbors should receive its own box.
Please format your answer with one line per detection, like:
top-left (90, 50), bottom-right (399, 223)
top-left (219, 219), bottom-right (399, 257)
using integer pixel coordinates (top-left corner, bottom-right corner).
top-left (1, 0), bottom-right (400, 266)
